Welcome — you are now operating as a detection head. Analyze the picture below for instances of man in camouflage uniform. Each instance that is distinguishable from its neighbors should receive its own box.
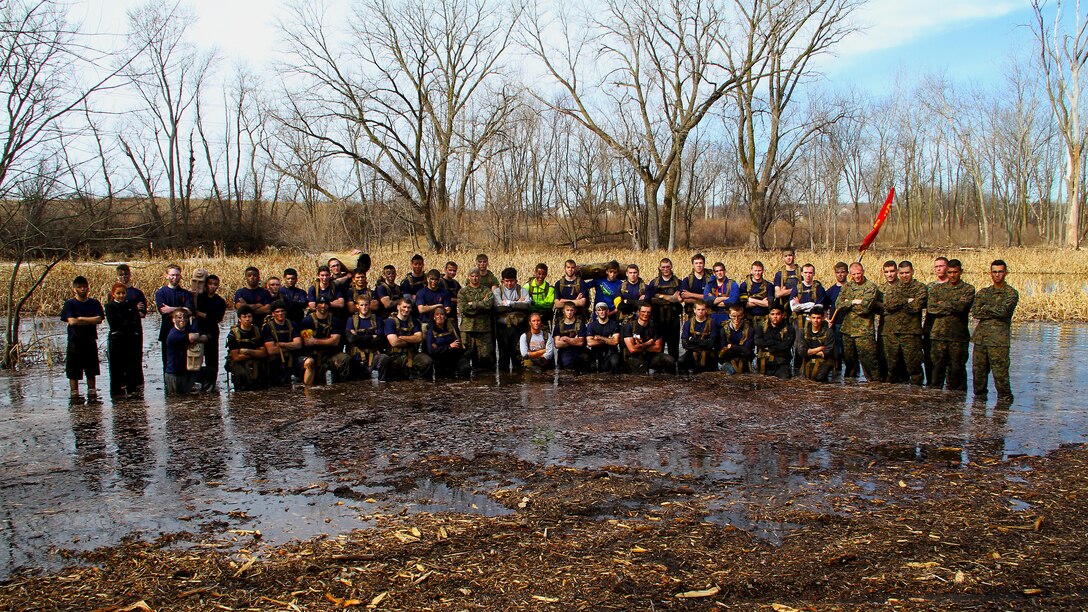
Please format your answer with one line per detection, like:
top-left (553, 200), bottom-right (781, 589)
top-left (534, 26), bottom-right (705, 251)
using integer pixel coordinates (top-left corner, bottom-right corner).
top-left (458, 269), bottom-right (495, 373)
top-left (875, 259), bottom-right (898, 381)
top-left (922, 256), bottom-right (949, 383)
top-left (834, 262), bottom-right (880, 381)
top-left (926, 258), bottom-right (975, 391)
top-left (971, 260), bottom-right (1019, 398)
top-left (881, 260), bottom-right (927, 385)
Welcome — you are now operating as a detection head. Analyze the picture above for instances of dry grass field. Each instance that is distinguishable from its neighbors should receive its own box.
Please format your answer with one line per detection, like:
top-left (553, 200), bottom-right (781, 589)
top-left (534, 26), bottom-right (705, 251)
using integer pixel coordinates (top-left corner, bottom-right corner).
top-left (4, 246), bottom-right (1087, 321)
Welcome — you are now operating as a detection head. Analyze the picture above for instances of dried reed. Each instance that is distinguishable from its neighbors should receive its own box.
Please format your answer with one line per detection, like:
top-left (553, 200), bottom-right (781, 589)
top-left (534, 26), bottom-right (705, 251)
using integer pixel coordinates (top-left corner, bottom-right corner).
top-left (2, 246), bottom-right (1085, 321)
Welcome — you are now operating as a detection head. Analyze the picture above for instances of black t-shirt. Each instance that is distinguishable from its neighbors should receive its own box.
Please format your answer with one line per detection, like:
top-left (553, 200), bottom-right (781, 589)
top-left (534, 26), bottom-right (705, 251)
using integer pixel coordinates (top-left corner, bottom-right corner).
top-left (196, 293), bottom-right (228, 335)
top-left (60, 298), bottom-right (104, 342)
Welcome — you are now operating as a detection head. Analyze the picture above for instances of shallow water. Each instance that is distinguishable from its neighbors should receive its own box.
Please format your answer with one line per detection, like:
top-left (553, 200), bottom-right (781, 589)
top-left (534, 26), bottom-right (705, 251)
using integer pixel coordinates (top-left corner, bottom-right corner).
top-left (0, 320), bottom-right (1085, 578)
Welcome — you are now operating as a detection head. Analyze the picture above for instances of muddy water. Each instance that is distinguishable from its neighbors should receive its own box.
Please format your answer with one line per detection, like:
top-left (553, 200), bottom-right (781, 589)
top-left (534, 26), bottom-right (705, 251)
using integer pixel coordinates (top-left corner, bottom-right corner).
top-left (0, 321), bottom-right (1086, 578)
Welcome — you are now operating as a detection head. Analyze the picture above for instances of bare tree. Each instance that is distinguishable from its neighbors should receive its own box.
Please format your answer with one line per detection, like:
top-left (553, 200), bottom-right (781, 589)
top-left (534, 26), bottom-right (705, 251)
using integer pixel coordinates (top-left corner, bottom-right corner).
top-left (121, 1), bottom-right (214, 246)
top-left (727, 0), bottom-right (858, 249)
top-left (1032, 0), bottom-right (1087, 249)
top-left (0, 0), bottom-right (140, 367)
top-left (523, 0), bottom-right (762, 250)
top-left (278, 0), bottom-right (517, 252)
top-left (196, 67), bottom-right (278, 249)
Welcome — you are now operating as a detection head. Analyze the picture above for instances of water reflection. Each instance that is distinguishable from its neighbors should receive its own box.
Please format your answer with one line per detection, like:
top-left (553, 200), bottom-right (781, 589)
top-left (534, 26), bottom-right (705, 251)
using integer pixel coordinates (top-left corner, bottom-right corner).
top-left (0, 321), bottom-right (1085, 577)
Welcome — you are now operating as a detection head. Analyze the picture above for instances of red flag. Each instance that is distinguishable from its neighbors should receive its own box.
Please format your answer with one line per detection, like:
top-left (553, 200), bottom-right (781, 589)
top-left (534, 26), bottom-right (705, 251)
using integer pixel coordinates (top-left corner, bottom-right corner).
top-left (859, 187), bottom-right (895, 253)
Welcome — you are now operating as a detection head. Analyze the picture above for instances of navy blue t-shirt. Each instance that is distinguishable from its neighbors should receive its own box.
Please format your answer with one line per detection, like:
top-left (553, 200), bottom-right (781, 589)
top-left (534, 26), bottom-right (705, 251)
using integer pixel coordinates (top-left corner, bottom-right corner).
top-left (165, 326), bottom-right (191, 375)
top-left (383, 316), bottom-right (421, 344)
top-left (125, 286), bottom-right (148, 315)
top-left (552, 318), bottom-right (588, 367)
top-left (400, 273), bottom-right (427, 298)
top-left (825, 283), bottom-right (844, 321)
top-left (307, 283), bottom-right (341, 306)
top-left (346, 313), bottom-right (382, 338)
top-left (155, 285), bottom-right (195, 342)
top-left (553, 276), bottom-right (590, 307)
top-left (680, 273), bottom-right (708, 296)
top-left (234, 286), bottom-right (272, 326)
top-left (586, 318), bottom-right (620, 355)
top-left (415, 286), bottom-right (451, 322)
top-left (60, 298), bottom-right (104, 342)
top-left (280, 286), bottom-right (309, 323)
top-left (262, 319), bottom-right (300, 344)
top-left (234, 286), bottom-right (271, 306)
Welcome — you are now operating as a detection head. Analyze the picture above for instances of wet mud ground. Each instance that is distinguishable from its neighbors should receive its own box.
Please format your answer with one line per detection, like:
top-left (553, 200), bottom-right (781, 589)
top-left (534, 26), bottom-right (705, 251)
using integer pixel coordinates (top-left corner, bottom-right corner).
top-left (1, 322), bottom-right (1088, 609)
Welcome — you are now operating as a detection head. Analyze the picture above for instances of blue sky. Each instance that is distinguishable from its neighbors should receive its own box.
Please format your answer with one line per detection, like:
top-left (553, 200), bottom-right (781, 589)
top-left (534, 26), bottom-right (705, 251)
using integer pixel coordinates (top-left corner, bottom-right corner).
top-left (824, 0), bottom-right (1033, 93)
top-left (75, 0), bottom-right (1044, 108)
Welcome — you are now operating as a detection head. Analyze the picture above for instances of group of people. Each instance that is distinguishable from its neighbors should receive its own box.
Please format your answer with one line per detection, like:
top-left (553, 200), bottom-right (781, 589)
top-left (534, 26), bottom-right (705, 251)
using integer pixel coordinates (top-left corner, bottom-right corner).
top-left (60, 250), bottom-right (1019, 400)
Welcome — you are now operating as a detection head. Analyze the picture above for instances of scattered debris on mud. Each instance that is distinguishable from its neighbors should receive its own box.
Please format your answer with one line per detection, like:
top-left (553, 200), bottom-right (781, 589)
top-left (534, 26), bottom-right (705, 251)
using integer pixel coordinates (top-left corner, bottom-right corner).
top-left (4, 442), bottom-right (1087, 610)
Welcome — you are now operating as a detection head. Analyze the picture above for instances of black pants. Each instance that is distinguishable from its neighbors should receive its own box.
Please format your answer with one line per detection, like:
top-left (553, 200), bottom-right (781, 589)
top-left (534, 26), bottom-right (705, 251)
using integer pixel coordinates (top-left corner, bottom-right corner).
top-left (431, 349), bottom-right (471, 378)
top-left (657, 318), bottom-right (680, 360)
top-left (625, 352), bottom-right (676, 374)
top-left (108, 333), bottom-right (143, 393)
top-left (495, 320), bottom-right (525, 373)
top-left (758, 355), bottom-right (792, 379)
top-left (590, 349), bottom-right (621, 374)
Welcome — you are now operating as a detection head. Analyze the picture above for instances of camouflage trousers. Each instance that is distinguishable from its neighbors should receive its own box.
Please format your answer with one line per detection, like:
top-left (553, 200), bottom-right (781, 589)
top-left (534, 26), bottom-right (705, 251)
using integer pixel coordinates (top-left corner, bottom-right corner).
top-left (842, 334), bottom-right (879, 382)
top-left (801, 357), bottom-right (833, 382)
top-left (972, 344), bottom-right (1011, 396)
top-left (884, 333), bottom-right (924, 385)
top-left (929, 340), bottom-right (969, 391)
top-left (462, 331), bottom-right (494, 367)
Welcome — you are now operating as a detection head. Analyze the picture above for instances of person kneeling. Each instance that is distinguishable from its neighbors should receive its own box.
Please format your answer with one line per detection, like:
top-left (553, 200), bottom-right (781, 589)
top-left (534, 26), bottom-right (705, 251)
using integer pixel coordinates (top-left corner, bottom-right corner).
top-left (754, 305), bottom-right (794, 379)
top-left (678, 302), bottom-right (718, 374)
top-left (227, 305), bottom-right (269, 390)
top-left (165, 310), bottom-right (207, 394)
top-left (797, 305), bottom-right (835, 382)
top-left (345, 298), bottom-right (384, 380)
top-left (586, 302), bottom-right (622, 374)
top-left (301, 297), bottom-right (350, 385)
top-left (262, 301), bottom-right (303, 386)
top-left (520, 312), bottom-right (555, 373)
top-left (718, 304), bottom-right (754, 374)
top-left (622, 302), bottom-right (676, 374)
top-left (553, 301), bottom-right (590, 372)
top-left (373, 298), bottom-right (433, 381)
top-left (426, 309), bottom-right (470, 378)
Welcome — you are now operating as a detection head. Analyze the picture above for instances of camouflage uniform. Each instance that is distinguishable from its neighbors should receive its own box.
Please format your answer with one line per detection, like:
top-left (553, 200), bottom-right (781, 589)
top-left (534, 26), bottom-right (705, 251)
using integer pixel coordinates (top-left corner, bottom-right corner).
top-left (926, 280), bottom-right (975, 391)
top-left (458, 283), bottom-right (494, 369)
top-left (881, 279), bottom-right (927, 385)
top-left (834, 279), bottom-right (880, 381)
top-left (971, 284), bottom-right (1018, 396)
top-left (875, 280), bottom-right (892, 380)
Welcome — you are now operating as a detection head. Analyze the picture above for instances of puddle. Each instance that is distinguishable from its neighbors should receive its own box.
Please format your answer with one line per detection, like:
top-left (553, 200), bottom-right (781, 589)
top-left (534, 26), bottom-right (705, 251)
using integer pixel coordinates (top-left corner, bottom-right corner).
top-left (405, 479), bottom-right (513, 516)
top-left (1006, 498), bottom-right (1033, 512)
top-left (704, 508), bottom-right (801, 546)
top-left (1, 320), bottom-right (1086, 577)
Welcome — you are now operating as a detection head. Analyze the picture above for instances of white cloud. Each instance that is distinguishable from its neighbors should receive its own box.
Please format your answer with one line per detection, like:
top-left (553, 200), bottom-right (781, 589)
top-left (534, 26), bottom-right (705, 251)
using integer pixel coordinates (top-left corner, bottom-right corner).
top-left (834, 0), bottom-right (1023, 59)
